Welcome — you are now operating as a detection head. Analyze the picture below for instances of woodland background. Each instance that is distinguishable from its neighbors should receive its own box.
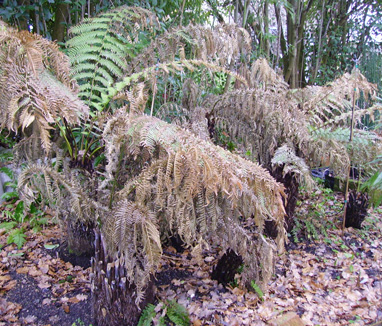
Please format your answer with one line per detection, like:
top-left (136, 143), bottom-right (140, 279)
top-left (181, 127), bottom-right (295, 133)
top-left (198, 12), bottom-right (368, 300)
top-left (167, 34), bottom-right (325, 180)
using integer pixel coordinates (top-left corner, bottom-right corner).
top-left (0, 0), bottom-right (381, 89)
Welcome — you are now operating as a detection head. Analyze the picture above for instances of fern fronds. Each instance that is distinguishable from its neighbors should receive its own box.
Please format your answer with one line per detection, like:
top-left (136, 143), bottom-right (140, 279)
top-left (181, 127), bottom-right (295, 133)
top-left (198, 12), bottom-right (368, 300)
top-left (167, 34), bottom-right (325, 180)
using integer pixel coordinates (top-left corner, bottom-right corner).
top-left (137, 304), bottom-right (156, 326)
top-left (295, 68), bottom-right (378, 127)
top-left (0, 27), bottom-right (87, 153)
top-left (103, 200), bottom-right (162, 303)
top-left (102, 112), bottom-right (287, 289)
top-left (66, 6), bottom-right (159, 112)
top-left (166, 300), bottom-right (190, 326)
top-left (17, 164), bottom-right (97, 224)
top-left (271, 145), bottom-right (314, 190)
top-left (311, 127), bottom-right (382, 173)
top-left (106, 59), bottom-right (248, 108)
top-left (129, 23), bottom-right (251, 73)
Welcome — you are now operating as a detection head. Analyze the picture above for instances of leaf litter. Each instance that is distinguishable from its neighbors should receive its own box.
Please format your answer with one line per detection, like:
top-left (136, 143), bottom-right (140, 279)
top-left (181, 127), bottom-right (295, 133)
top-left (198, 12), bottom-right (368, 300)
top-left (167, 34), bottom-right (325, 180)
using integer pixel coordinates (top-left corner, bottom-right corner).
top-left (0, 191), bottom-right (381, 326)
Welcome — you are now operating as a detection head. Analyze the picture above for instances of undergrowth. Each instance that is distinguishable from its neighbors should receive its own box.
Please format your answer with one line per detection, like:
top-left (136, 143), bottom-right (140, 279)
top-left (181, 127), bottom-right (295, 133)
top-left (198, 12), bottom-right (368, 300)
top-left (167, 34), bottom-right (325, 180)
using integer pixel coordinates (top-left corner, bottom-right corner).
top-left (138, 300), bottom-right (190, 326)
top-left (292, 181), bottom-right (344, 244)
top-left (0, 161), bottom-right (49, 249)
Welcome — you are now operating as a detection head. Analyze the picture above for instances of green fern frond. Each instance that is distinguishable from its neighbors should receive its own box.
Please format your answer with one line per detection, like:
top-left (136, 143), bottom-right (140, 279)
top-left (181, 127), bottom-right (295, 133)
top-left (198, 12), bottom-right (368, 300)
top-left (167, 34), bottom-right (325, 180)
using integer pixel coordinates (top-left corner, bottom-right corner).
top-left (166, 300), bottom-right (190, 326)
top-left (67, 6), bottom-right (159, 112)
top-left (137, 304), bottom-right (156, 326)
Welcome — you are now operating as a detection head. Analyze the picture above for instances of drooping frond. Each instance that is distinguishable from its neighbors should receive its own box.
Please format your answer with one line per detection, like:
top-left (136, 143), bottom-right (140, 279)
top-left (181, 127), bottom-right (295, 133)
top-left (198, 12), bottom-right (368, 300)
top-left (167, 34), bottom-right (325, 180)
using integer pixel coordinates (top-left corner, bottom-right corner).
top-left (103, 200), bottom-right (162, 304)
top-left (66, 6), bottom-right (159, 112)
top-left (17, 163), bottom-right (98, 224)
top-left (271, 145), bottom-right (314, 190)
top-left (0, 25), bottom-right (88, 154)
top-left (295, 68), bottom-right (379, 127)
top-left (129, 23), bottom-right (251, 73)
top-left (204, 87), bottom-right (311, 168)
top-left (246, 58), bottom-right (288, 90)
top-left (102, 111), bottom-right (286, 290)
top-left (311, 127), bottom-right (382, 172)
top-left (202, 62), bottom-right (382, 177)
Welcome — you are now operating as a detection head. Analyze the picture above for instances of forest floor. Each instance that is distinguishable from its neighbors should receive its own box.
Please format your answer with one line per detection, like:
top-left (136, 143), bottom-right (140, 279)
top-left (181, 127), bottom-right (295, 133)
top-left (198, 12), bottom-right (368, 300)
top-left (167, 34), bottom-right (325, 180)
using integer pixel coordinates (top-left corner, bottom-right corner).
top-left (0, 187), bottom-right (381, 326)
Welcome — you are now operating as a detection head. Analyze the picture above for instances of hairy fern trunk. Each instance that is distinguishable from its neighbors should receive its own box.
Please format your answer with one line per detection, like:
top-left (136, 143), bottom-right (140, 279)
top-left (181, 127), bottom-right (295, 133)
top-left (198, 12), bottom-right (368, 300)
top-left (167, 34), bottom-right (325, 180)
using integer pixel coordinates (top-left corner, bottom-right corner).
top-left (91, 230), bottom-right (155, 326)
top-left (66, 220), bottom-right (95, 256)
top-left (270, 166), bottom-right (300, 232)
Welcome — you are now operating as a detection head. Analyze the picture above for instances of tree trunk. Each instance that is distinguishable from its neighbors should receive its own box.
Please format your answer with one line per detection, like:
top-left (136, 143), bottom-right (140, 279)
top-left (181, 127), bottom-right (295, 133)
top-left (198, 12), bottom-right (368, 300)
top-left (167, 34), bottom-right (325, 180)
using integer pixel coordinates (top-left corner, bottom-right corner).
top-left (51, 3), bottom-right (69, 42)
top-left (270, 165), bottom-right (299, 232)
top-left (17, 0), bottom-right (30, 31)
top-left (91, 230), bottom-right (156, 326)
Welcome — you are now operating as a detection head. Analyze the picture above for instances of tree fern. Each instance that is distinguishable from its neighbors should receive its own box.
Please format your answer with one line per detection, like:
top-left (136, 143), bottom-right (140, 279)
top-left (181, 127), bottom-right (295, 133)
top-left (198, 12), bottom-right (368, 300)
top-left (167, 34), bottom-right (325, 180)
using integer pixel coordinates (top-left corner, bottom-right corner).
top-left (102, 111), bottom-right (287, 290)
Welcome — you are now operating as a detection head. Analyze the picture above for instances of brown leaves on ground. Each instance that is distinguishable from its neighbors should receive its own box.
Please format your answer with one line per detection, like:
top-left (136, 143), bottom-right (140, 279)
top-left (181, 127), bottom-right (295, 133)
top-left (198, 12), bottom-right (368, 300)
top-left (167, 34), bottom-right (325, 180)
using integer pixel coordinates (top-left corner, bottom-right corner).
top-left (156, 204), bottom-right (382, 326)
top-left (1, 192), bottom-right (381, 326)
top-left (0, 223), bottom-right (91, 325)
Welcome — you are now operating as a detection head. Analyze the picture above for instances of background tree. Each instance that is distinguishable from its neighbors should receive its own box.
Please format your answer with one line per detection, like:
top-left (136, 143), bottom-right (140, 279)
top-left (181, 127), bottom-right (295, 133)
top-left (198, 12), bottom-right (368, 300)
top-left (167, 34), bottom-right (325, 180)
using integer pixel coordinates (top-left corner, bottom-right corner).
top-left (204, 0), bottom-right (382, 88)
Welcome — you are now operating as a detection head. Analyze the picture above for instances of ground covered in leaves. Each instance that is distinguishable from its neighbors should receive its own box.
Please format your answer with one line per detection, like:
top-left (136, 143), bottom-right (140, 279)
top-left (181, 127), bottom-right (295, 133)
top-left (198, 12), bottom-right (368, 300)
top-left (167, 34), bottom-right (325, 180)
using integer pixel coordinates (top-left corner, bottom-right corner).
top-left (0, 188), bottom-right (381, 326)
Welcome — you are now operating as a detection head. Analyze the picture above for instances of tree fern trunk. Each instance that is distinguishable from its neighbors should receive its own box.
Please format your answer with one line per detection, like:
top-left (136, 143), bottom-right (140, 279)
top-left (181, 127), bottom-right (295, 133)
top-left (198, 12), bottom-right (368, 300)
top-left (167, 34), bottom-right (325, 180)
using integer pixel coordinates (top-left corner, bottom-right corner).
top-left (66, 220), bottom-right (95, 256)
top-left (270, 165), bottom-right (299, 233)
top-left (345, 190), bottom-right (369, 229)
top-left (91, 229), bottom-right (156, 326)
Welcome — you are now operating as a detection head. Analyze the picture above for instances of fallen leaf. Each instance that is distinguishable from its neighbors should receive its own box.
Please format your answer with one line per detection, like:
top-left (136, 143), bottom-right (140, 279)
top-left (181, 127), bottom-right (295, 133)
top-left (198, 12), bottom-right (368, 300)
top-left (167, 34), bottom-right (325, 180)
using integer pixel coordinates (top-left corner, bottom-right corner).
top-left (62, 303), bottom-right (70, 313)
top-left (204, 256), bottom-right (214, 263)
top-left (2, 280), bottom-right (17, 291)
top-left (16, 267), bottom-right (29, 274)
top-left (76, 293), bottom-right (88, 301)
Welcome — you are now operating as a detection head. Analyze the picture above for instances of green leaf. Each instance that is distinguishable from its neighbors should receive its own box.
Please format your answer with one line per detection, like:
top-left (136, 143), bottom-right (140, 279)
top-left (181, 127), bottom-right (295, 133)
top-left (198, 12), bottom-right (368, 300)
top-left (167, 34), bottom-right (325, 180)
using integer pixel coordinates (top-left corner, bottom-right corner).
top-left (0, 166), bottom-right (14, 179)
top-left (44, 243), bottom-right (60, 250)
top-left (1, 191), bottom-right (19, 201)
top-left (14, 201), bottom-right (25, 222)
top-left (0, 221), bottom-right (18, 231)
top-left (250, 281), bottom-right (264, 301)
top-left (7, 228), bottom-right (26, 249)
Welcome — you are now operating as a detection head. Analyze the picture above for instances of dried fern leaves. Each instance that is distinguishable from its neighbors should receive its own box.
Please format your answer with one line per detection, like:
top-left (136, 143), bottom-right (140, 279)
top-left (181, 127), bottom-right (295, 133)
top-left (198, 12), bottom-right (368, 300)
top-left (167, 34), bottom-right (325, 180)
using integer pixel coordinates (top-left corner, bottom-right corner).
top-left (0, 23), bottom-right (87, 153)
top-left (102, 112), bottom-right (287, 292)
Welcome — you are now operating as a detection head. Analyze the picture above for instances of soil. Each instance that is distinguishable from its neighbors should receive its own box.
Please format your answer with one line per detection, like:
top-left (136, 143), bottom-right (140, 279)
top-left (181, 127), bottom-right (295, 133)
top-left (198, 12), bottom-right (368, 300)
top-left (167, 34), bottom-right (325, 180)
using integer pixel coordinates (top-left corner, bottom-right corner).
top-left (6, 272), bottom-right (93, 326)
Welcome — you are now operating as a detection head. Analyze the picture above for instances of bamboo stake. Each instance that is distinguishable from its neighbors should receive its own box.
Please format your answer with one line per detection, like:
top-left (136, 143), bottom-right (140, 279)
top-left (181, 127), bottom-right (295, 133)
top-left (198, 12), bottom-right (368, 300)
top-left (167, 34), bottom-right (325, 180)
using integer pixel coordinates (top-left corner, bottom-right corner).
top-left (342, 60), bottom-right (359, 234)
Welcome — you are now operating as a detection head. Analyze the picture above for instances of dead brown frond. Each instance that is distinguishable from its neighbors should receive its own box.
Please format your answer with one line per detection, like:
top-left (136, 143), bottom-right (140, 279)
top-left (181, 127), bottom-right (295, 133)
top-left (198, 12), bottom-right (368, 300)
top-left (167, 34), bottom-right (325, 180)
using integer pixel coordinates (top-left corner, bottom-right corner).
top-left (128, 23), bottom-right (251, 74)
top-left (113, 83), bottom-right (148, 116)
top-left (18, 163), bottom-right (98, 224)
top-left (0, 25), bottom-right (88, 154)
top-left (101, 112), bottom-right (286, 292)
top-left (295, 67), bottom-right (379, 128)
top-left (103, 200), bottom-right (162, 304)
